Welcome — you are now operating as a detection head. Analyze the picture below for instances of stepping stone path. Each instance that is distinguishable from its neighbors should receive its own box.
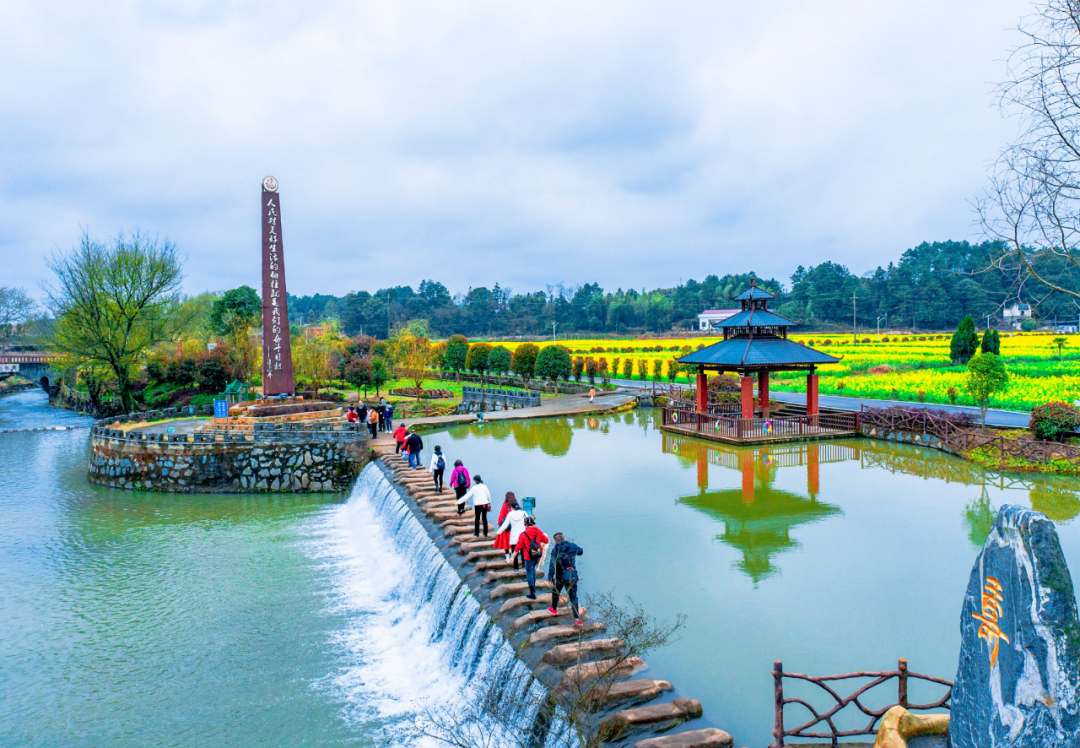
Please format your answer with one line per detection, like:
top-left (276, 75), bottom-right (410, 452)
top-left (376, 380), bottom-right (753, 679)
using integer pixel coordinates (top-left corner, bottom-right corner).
top-left (376, 450), bottom-right (732, 748)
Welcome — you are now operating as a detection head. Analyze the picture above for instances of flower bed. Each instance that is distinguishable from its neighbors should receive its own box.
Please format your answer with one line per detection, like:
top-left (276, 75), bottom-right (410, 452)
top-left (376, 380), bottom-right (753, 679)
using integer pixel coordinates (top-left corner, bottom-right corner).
top-left (389, 387), bottom-right (454, 399)
top-left (246, 401), bottom-right (337, 417)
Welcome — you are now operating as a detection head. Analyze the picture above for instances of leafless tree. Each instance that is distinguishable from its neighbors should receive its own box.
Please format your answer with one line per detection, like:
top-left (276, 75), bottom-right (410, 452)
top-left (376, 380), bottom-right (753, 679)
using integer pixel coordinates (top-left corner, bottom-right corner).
top-left (0, 286), bottom-right (37, 340)
top-left (412, 594), bottom-right (685, 748)
top-left (981, 0), bottom-right (1080, 301)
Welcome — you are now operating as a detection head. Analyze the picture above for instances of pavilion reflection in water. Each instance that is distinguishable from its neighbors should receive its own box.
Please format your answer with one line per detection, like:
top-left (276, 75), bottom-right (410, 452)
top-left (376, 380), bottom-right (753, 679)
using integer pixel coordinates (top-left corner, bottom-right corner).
top-left (663, 432), bottom-right (848, 583)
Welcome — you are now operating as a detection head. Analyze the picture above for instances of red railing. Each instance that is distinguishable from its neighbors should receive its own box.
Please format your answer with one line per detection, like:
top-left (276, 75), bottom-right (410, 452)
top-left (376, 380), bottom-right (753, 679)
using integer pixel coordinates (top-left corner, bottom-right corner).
top-left (661, 406), bottom-right (858, 440)
top-left (772, 658), bottom-right (952, 747)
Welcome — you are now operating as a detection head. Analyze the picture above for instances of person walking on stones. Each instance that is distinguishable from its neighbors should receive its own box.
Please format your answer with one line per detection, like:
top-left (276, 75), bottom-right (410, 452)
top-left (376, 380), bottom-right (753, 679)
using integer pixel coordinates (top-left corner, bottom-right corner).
top-left (384, 401), bottom-right (394, 431)
top-left (366, 407), bottom-right (379, 439)
top-left (376, 400), bottom-right (386, 432)
top-left (493, 492), bottom-right (516, 556)
top-left (458, 475), bottom-right (491, 537)
top-left (497, 500), bottom-right (529, 568)
top-left (547, 533), bottom-right (583, 625)
top-left (429, 445), bottom-right (446, 492)
top-left (514, 516), bottom-right (548, 599)
top-left (393, 423), bottom-right (408, 454)
top-left (450, 460), bottom-right (471, 514)
top-left (405, 428), bottom-right (423, 469)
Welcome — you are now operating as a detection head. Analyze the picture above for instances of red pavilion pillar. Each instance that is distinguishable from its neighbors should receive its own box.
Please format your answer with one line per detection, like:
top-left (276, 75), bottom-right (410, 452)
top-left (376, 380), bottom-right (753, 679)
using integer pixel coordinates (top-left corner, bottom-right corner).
top-left (740, 375), bottom-right (755, 419)
top-left (806, 370), bottom-right (819, 423)
top-left (758, 370), bottom-right (770, 415)
top-left (697, 450), bottom-right (708, 490)
top-left (695, 367), bottom-right (708, 414)
top-left (808, 443), bottom-right (820, 496)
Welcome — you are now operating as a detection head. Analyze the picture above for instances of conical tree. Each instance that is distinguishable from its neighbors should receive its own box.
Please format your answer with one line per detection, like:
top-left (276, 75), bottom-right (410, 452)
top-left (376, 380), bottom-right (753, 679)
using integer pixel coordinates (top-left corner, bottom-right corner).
top-left (980, 328), bottom-right (1001, 355)
top-left (950, 315), bottom-right (979, 364)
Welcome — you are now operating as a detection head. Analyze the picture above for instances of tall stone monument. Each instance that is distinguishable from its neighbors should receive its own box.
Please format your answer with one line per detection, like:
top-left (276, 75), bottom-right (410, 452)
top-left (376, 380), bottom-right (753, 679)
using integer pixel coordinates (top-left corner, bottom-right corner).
top-left (260, 176), bottom-right (296, 396)
top-left (950, 503), bottom-right (1080, 747)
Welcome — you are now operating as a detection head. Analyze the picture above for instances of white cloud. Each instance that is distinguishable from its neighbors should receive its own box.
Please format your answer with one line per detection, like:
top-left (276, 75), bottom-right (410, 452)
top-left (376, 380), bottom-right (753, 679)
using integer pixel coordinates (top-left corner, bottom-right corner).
top-left (0, 0), bottom-right (1031, 298)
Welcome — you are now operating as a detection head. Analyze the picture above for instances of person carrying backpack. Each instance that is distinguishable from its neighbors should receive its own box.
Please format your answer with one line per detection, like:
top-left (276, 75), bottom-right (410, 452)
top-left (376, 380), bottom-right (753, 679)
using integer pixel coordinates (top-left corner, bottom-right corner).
top-left (513, 516), bottom-right (548, 599)
top-left (547, 533), bottom-right (584, 625)
top-left (496, 502), bottom-right (529, 568)
top-left (449, 460), bottom-right (470, 513)
top-left (405, 429), bottom-right (423, 469)
top-left (393, 424), bottom-right (408, 454)
top-left (429, 445), bottom-right (446, 491)
top-left (458, 475), bottom-right (491, 537)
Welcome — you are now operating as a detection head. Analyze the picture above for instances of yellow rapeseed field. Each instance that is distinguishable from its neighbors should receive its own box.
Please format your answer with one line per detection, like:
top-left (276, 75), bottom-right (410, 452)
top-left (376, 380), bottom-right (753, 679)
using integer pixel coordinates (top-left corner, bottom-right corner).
top-left (486, 332), bottom-right (1079, 411)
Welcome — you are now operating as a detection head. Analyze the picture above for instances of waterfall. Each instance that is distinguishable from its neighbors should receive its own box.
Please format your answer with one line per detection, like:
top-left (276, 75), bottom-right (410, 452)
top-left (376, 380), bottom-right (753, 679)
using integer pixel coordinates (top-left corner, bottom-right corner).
top-left (305, 464), bottom-right (572, 747)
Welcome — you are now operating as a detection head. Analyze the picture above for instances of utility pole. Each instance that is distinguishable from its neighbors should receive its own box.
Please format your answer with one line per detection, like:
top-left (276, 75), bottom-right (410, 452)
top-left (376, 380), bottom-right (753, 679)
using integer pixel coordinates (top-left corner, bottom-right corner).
top-left (876, 314), bottom-right (886, 341)
top-left (852, 293), bottom-right (857, 345)
top-left (985, 314), bottom-right (993, 331)
top-left (552, 322), bottom-right (557, 344)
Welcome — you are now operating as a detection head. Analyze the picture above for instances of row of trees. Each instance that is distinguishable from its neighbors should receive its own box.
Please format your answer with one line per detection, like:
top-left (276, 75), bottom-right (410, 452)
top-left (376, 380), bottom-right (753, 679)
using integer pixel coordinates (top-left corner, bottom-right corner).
top-left (286, 240), bottom-right (1079, 337)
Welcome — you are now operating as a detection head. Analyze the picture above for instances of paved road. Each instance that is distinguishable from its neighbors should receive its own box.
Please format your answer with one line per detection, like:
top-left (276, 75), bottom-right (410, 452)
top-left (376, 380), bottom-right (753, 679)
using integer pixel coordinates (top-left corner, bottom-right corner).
top-left (607, 377), bottom-right (1030, 429)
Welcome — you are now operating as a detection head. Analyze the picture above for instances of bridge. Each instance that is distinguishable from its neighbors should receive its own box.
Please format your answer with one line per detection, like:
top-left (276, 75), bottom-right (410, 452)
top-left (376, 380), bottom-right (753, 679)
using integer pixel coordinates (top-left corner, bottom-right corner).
top-left (0, 352), bottom-right (62, 392)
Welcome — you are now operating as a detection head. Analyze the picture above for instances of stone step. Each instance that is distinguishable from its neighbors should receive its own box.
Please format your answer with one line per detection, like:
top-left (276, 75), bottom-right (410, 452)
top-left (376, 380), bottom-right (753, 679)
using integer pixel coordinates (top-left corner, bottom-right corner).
top-left (498, 594), bottom-right (555, 615)
top-left (526, 622), bottom-right (606, 647)
top-left (451, 534), bottom-right (494, 547)
top-left (459, 540), bottom-right (495, 555)
top-left (490, 582), bottom-right (553, 600)
top-left (542, 637), bottom-right (624, 666)
top-left (509, 606), bottom-right (588, 633)
top-left (587, 678), bottom-right (672, 708)
top-left (465, 549), bottom-right (506, 563)
top-left (598, 698), bottom-right (703, 742)
top-left (474, 559), bottom-right (514, 572)
top-left (560, 657), bottom-right (644, 690)
top-left (444, 525), bottom-right (477, 538)
top-left (440, 518), bottom-right (476, 530)
top-left (631, 727), bottom-right (733, 748)
top-left (483, 568), bottom-right (544, 584)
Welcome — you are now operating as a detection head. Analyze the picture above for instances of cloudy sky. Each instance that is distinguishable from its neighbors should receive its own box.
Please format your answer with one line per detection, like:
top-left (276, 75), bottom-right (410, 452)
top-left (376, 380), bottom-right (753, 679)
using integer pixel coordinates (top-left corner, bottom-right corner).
top-left (0, 1), bottom-right (1034, 299)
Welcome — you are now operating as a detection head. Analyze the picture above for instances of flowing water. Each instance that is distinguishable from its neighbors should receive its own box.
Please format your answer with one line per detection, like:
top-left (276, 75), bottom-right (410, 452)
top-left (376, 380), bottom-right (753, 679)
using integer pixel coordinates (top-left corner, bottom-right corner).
top-left (0, 390), bottom-right (541, 748)
top-left (5, 390), bottom-right (1080, 747)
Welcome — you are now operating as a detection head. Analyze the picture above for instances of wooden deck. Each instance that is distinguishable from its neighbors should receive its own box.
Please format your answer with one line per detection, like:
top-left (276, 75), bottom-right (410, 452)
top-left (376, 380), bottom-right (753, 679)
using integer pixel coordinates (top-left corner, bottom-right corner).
top-left (659, 406), bottom-right (859, 445)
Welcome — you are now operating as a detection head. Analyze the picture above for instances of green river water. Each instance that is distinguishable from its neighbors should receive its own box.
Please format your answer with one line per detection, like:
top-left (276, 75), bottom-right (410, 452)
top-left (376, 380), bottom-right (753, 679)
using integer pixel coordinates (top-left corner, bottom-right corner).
top-left (3, 390), bottom-right (1080, 747)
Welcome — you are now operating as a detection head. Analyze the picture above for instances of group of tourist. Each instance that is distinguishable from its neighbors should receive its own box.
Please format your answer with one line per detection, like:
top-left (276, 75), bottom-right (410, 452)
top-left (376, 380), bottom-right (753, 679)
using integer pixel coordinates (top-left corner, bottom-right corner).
top-left (412, 445), bottom-right (585, 625)
top-left (345, 399), bottom-right (395, 439)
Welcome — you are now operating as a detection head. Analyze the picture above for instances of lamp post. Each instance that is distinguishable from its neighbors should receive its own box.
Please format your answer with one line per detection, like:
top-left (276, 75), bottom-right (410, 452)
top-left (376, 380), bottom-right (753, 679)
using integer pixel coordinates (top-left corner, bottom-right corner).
top-left (552, 322), bottom-right (557, 344)
top-left (876, 314), bottom-right (887, 341)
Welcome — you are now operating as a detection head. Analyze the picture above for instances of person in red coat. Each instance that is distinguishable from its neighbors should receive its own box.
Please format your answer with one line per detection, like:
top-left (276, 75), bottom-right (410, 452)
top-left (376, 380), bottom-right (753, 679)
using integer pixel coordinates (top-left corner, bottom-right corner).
top-left (493, 492), bottom-right (517, 555)
top-left (513, 516), bottom-right (549, 599)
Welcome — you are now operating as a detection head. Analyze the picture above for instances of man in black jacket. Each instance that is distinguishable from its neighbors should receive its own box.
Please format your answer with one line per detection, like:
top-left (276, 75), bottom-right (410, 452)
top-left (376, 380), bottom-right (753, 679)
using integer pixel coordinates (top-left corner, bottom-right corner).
top-left (547, 533), bottom-right (583, 625)
top-left (405, 430), bottom-right (423, 469)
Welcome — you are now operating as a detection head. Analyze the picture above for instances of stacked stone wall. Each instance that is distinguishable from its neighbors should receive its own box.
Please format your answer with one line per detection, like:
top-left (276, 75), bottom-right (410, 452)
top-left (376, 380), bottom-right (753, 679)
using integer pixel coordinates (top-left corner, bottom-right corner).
top-left (89, 435), bottom-right (369, 493)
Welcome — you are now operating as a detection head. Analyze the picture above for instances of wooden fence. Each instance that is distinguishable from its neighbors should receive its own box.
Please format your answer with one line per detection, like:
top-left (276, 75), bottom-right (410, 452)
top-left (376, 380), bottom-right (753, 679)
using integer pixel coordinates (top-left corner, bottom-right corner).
top-left (772, 658), bottom-right (952, 747)
top-left (661, 406), bottom-right (858, 440)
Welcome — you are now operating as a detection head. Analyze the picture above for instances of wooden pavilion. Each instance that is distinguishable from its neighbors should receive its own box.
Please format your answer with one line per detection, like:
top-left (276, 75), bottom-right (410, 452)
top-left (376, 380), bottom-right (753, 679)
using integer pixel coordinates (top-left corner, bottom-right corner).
top-left (664, 279), bottom-right (856, 444)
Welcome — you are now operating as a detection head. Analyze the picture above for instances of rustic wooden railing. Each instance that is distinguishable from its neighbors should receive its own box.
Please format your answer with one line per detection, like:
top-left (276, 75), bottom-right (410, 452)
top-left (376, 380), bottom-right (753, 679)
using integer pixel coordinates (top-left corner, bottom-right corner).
top-left (772, 658), bottom-right (952, 747)
top-left (661, 406), bottom-right (858, 439)
top-left (859, 405), bottom-right (1080, 467)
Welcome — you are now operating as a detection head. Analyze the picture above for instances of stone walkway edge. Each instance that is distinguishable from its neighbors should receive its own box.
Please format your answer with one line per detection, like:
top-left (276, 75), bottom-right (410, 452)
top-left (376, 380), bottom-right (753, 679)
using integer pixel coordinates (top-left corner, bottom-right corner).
top-left (373, 444), bottom-right (737, 748)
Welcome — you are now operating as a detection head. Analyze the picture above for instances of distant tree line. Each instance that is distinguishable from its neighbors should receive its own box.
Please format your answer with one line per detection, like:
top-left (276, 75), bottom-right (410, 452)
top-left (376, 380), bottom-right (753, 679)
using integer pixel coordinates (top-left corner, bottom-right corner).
top-left (288, 241), bottom-right (1080, 337)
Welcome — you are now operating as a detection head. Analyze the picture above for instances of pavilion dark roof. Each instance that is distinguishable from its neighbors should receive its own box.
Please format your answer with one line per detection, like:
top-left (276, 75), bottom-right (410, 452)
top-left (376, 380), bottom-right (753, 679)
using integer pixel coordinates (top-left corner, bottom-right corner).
top-left (732, 286), bottom-right (775, 301)
top-left (678, 336), bottom-right (841, 368)
top-left (717, 309), bottom-right (795, 328)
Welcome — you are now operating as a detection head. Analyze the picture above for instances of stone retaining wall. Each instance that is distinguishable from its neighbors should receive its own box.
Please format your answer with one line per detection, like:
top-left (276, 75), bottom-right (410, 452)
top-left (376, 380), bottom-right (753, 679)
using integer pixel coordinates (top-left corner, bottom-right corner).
top-left (89, 434), bottom-right (369, 493)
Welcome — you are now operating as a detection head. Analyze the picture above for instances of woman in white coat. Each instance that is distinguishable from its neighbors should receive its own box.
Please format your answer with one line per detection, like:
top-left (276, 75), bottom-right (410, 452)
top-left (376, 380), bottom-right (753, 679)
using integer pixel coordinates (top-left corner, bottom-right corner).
top-left (496, 500), bottom-right (529, 567)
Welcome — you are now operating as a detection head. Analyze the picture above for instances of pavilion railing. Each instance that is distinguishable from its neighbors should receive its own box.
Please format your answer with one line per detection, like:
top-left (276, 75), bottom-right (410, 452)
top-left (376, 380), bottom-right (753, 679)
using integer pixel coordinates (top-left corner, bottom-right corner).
top-left (771, 658), bottom-right (952, 747)
top-left (661, 406), bottom-right (858, 439)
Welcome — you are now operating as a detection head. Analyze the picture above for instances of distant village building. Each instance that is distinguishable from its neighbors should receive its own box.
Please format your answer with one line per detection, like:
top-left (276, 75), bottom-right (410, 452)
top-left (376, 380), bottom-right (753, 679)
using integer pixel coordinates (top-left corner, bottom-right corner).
top-left (698, 309), bottom-right (740, 332)
top-left (1002, 302), bottom-right (1033, 330)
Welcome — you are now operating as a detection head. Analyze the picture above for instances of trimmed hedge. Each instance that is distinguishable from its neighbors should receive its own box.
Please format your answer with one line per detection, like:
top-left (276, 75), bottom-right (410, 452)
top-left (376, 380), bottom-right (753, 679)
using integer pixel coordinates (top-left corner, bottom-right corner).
top-left (1029, 401), bottom-right (1080, 442)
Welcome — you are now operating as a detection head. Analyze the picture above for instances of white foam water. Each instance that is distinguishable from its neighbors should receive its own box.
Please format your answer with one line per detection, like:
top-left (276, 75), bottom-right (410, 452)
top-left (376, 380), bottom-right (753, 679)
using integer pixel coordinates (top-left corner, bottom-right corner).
top-left (303, 465), bottom-right (569, 747)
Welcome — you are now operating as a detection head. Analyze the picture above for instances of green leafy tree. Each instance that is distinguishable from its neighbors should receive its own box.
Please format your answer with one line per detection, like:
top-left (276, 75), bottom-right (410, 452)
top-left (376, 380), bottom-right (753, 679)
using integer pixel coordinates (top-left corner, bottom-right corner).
top-left (510, 342), bottom-right (540, 381)
top-left (209, 285), bottom-right (261, 380)
top-left (0, 286), bottom-right (36, 340)
top-left (950, 315), bottom-right (979, 364)
top-left (444, 334), bottom-right (469, 377)
top-left (623, 358), bottom-right (634, 378)
top-left (571, 356), bottom-right (584, 381)
top-left (1052, 336), bottom-right (1068, 360)
top-left (46, 231), bottom-right (186, 412)
top-left (1029, 401), bottom-right (1080, 441)
top-left (1021, 318), bottom-right (1039, 332)
top-left (196, 355), bottom-right (230, 393)
top-left (370, 357), bottom-right (390, 397)
top-left (965, 352), bottom-right (1009, 426)
top-left (584, 357), bottom-right (599, 384)
top-left (980, 328), bottom-right (1001, 355)
top-left (667, 360), bottom-right (681, 382)
top-left (488, 345), bottom-right (512, 377)
top-left (345, 355), bottom-right (373, 398)
top-left (599, 357), bottom-right (609, 383)
top-left (465, 342), bottom-right (492, 382)
top-left (652, 359), bottom-right (663, 381)
top-left (636, 358), bottom-right (648, 380)
top-left (535, 344), bottom-right (572, 383)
